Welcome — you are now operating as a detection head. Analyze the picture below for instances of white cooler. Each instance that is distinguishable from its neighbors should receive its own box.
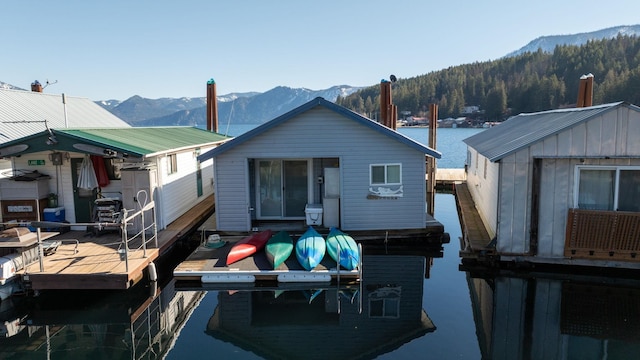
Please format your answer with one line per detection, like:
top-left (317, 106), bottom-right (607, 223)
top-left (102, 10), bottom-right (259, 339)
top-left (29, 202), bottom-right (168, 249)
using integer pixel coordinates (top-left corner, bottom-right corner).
top-left (305, 204), bottom-right (323, 226)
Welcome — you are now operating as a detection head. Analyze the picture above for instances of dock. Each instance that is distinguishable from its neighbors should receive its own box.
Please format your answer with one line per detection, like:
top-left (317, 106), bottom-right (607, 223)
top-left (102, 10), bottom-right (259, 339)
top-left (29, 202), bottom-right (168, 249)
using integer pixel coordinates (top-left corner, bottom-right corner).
top-left (454, 183), bottom-right (495, 261)
top-left (14, 194), bottom-right (214, 291)
top-left (173, 238), bottom-right (361, 289)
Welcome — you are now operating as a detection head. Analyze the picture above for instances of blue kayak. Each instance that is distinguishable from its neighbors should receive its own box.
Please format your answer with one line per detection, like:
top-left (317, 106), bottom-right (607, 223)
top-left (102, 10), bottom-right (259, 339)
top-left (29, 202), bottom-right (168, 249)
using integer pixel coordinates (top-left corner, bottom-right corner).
top-left (295, 226), bottom-right (326, 271)
top-left (326, 227), bottom-right (360, 270)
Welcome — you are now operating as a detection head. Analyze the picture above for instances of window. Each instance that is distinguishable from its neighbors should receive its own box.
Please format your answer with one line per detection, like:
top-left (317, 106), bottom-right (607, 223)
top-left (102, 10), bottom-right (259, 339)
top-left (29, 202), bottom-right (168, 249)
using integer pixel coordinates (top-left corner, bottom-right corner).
top-left (575, 166), bottom-right (640, 212)
top-left (368, 286), bottom-right (401, 318)
top-left (167, 154), bottom-right (178, 175)
top-left (370, 163), bottom-right (401, 185)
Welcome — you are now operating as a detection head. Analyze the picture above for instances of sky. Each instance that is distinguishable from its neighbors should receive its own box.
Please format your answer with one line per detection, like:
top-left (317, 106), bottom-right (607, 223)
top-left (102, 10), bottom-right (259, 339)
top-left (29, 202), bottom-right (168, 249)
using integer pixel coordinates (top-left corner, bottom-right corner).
top-left (3, 0), bottom-right (640, 101)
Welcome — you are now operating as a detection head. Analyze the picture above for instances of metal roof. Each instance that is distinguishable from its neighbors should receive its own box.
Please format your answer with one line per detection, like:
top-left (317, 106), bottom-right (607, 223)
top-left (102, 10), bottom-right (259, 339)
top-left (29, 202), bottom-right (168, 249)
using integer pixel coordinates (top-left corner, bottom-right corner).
top-left (0, 127), bottom-right (231, 158)
top-left (198, 97), bottom-right (441, 162)
top-left (463, 102), bottom-right (638, 162)
top-left (0, 88), bottom-right (130, 143)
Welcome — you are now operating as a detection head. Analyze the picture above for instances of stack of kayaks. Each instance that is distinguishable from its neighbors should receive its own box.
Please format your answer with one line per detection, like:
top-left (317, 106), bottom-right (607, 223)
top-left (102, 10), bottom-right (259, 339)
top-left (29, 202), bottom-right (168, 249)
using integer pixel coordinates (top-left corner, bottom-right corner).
top-left (326, 227), bottom-right (360, 270)
top-left (265, 230), bottom-right (294, 269)
top-left (295, 226), bottom-right (326, 271)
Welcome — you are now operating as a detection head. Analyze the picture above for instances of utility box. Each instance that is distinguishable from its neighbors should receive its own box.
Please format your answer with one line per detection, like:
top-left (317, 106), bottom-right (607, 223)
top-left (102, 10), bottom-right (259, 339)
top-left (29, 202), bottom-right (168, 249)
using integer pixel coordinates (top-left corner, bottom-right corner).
top-left (305, 204), bottom-right (323, 226)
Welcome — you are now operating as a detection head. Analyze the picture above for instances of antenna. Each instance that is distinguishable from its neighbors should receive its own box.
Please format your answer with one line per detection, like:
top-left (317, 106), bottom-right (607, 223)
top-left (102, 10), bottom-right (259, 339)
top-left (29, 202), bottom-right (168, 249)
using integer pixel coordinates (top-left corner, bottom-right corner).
top-left (43, 79), bottom-right (58, 89)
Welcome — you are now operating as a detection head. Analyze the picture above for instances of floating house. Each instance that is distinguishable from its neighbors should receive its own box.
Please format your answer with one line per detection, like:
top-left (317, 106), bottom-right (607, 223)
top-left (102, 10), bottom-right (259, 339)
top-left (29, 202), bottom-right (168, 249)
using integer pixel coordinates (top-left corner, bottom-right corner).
top-left (197, 97), bottom-right (442, 233)
top-left (0, 127), bottom-right (229, 232)
top-left (463, 101), bottom-right (640, 269)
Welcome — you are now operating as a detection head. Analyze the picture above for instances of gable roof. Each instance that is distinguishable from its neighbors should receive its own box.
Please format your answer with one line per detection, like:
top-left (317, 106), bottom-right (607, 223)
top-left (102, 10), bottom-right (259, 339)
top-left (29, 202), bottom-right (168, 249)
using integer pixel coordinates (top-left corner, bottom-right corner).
top-left (463, 102), bottom-right (640, 162)
top-left (197, 97), bottom-right (441, 162)
top-left (0, 88), bottom-right (130, 143)
top-left (0, 127), bottom-right (230, 159)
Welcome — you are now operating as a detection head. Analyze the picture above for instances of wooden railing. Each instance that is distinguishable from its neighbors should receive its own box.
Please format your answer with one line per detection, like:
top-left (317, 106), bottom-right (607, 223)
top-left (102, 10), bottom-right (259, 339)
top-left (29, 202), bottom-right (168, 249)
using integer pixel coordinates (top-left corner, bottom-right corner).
top-left (565, 208), bottom-right (640, 262)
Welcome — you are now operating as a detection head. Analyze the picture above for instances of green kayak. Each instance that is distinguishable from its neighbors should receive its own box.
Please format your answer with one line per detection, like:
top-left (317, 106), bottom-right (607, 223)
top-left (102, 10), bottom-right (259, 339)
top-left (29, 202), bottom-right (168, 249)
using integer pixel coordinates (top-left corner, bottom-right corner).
top-left (265, 230), bottom-right (294, 269)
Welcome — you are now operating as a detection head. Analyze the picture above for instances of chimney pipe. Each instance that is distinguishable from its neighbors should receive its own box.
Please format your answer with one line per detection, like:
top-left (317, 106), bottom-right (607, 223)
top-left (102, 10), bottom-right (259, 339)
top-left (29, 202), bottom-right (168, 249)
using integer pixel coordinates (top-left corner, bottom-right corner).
top-left (206, 78), bottom-right (218, 132)
top-left (31, 80), bottom-right (43, 92)
top-left (380, 80), bottom-right (390, 127)
top-left (577, 73), bottom-right (594, 107)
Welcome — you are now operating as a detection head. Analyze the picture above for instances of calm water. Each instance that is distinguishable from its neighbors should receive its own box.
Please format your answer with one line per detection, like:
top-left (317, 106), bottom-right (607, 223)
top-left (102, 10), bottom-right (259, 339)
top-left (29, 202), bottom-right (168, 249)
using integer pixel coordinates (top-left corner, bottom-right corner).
top-left (2, 127), bottom-right (640, 359)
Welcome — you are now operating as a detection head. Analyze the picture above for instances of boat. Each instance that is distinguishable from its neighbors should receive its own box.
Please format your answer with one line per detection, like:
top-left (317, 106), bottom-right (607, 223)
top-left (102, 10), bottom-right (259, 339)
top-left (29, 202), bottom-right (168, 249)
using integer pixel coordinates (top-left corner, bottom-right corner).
top-left (226, 229), bottom-right (273, 265)
top-left (295, 226), bottom-right (326, 271)
top-left (265, 230), bottom-right (293, 269)
top-left (326, 227), bottom-right (360, 270)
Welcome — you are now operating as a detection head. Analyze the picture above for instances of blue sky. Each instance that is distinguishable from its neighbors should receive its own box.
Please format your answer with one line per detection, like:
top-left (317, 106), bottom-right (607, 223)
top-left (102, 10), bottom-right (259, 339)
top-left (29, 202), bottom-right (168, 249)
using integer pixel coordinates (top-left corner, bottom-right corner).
top-left (3, 1), bottom-right (640, 101)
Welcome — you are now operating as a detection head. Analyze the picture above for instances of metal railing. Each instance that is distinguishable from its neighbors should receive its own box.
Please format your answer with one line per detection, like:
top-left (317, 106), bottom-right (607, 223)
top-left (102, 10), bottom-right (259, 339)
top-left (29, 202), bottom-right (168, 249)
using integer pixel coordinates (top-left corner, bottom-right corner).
top-left (29, 190), bottom-right (158, 273)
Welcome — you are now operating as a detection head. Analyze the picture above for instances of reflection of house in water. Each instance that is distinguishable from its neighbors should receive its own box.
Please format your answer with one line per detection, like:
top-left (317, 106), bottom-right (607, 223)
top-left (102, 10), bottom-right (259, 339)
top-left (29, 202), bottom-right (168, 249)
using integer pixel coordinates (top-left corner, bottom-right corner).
top-left (206, 255), bottom-right (435, 359)
top-left (0, 279), bottom-right (204, 359)
top-left (467, 273), bottom-right (640, 359)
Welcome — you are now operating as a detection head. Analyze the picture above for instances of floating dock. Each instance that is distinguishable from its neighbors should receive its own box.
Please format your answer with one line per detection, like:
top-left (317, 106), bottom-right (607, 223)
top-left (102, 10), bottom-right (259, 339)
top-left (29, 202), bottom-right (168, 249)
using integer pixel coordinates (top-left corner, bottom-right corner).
top-left (173, 236), bottom-right (361, 288)
top-left (12, 194), bottom-right (214, 291)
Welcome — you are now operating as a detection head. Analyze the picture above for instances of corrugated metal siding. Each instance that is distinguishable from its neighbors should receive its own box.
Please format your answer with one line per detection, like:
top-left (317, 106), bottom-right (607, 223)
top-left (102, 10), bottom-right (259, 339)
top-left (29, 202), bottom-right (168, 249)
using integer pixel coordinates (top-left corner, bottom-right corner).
top-left (495, 106), bottom-right (640, 255)
top-left (58, 127), bottom-right (229, 157)
top-left (214, 107), bottom-right (428, 231)
top-left (0, 89), bottom-right (130, 143)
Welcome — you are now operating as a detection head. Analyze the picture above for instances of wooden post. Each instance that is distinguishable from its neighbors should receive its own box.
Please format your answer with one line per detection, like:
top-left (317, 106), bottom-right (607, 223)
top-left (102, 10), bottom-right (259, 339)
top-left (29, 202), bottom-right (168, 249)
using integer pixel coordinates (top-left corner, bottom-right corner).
top-left (380, 80), bottom-right (391, 127)
top-left (206, 78), bottom-right (218, 132)
top-left (576, 76), bottom-right (586, 107)
top-left (584, 74), bottom-right (594, 107)
top-left (427, 104), bottom-right (438, 216)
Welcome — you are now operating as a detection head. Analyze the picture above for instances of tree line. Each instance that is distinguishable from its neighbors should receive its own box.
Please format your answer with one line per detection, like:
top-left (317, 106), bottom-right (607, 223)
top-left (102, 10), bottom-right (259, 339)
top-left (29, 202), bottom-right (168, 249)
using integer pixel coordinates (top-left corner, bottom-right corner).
top-left (336, 35), bottom-right (640, 121)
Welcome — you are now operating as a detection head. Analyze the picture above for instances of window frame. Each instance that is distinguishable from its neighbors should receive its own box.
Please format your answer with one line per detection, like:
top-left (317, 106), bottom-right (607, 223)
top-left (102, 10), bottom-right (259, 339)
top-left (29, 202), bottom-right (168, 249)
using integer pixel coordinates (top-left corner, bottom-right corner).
top-left (167, 153), bottom-right (178, 175)
top-left (369, 163), bottom-right (402, 186)
top-left (574, 165), bottom-right (640, 211)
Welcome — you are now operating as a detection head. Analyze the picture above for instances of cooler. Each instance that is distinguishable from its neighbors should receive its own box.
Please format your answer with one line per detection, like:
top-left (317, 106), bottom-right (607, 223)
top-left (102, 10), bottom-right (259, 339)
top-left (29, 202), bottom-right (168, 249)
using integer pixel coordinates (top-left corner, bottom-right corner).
top-left (305, 204), bottom-right (323, 226)
top-left (43, 207), bottom-right (65, 222)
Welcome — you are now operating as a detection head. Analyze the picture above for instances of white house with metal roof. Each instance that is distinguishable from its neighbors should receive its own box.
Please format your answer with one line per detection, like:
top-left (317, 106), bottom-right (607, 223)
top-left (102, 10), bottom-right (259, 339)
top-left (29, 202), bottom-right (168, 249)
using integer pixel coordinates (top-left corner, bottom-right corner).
top-left (0, 127), bottom-right (230, 231)
top-left (0, 87), bottom-right (131, 177)
top-left (463, 101), bottom-right (640, 269)
top-left (197, 97), bottom-right (441, 232)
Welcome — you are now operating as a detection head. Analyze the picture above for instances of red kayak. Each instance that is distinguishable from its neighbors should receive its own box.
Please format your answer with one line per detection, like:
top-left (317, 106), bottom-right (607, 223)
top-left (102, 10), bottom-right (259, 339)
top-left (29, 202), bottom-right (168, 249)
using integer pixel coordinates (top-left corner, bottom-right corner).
top-left (226, 229), bottom-right (273, 265)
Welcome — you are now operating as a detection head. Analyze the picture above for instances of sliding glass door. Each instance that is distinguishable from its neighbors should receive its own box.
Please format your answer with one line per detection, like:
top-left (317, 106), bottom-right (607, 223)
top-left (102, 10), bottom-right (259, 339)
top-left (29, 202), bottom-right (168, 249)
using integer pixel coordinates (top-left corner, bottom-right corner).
top-left (257, 159), bottom-right (309, 219)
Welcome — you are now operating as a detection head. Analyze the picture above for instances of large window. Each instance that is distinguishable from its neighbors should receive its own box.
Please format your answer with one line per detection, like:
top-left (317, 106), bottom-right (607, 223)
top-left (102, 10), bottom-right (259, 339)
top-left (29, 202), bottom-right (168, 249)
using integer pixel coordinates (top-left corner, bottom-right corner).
top-left (576, 166), bottom-right (640, 212)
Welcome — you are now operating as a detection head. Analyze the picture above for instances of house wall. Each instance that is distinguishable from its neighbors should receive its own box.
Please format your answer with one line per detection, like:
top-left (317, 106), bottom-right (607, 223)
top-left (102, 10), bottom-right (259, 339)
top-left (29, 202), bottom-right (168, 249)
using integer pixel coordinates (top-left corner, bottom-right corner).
top-left (214, 107), bottom-right (428, 232)
top-left (493, 107), bottom-right (640, 256)
top-left (157, 146), bottom-right (216, 227)
top-left (465, 148), bottom-right (499, 239)
top-left (3, 147), bottom-right (215, 231)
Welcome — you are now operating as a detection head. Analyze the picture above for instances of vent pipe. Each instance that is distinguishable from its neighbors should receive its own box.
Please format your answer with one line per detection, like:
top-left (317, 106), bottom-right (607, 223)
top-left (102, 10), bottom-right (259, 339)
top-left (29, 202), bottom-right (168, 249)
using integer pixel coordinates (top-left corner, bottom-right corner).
top-left (206, 78), bottom-right (219, 132)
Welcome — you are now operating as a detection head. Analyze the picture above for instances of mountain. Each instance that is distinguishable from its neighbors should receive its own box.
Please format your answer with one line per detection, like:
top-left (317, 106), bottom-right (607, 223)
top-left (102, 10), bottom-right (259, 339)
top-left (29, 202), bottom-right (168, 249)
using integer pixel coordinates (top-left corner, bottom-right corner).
top-left (506, 25), bottom-right (640, 57)
top-left (0, 81), bottom-right (25, 91)
top-left (117, 85), bottom-right (362, 128)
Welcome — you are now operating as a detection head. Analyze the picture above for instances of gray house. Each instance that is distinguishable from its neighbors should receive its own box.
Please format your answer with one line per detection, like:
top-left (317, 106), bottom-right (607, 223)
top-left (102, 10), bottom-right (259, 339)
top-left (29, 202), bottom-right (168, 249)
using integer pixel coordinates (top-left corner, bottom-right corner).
top-left (463, 101), bottom-right (640, 269)
top-left (197, 97), bottom-right (441, 232)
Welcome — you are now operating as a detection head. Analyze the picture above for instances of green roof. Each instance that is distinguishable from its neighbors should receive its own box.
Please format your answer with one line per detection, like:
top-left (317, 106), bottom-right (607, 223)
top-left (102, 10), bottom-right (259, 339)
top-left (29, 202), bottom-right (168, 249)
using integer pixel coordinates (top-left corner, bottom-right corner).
top-left (0, 127), bottom-right (231, 158)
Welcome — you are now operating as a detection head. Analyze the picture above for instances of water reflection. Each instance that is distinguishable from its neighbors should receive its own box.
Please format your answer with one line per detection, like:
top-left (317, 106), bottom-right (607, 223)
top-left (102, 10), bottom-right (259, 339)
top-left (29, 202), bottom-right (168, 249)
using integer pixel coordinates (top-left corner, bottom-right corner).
top-left (0, 278), bottom-right (204, 359)
top-left (205, 255), bottom-right (435, 360)
top-left (466, 272), bottom-right (640, 359)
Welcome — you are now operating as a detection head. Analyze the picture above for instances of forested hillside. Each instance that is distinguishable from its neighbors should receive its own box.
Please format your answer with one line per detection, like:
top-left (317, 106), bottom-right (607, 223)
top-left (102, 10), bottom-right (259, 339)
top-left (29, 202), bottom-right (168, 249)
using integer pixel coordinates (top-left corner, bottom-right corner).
top-left (336, 35), bottom-right (640, 121)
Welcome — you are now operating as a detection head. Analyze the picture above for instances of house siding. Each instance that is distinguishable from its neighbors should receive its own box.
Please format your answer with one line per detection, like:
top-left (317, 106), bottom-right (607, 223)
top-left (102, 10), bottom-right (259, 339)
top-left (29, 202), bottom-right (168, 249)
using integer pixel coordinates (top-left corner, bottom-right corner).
top-left (160, 146), bottom-right (216, 226)
top-left (466, 148), bottom-right (499, 239)
top-left (492, 107), bottom-right (640, 256)
top-left (213, 107), bottom-right (428, 232)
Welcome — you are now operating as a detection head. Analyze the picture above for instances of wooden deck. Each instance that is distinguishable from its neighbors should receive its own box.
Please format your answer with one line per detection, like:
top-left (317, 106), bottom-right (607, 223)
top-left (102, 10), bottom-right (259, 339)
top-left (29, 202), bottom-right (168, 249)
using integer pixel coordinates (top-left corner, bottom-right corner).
top-left (17, 194), bottom-right (215, 291)
top-left (454, 183), bottom-right (494, 261)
